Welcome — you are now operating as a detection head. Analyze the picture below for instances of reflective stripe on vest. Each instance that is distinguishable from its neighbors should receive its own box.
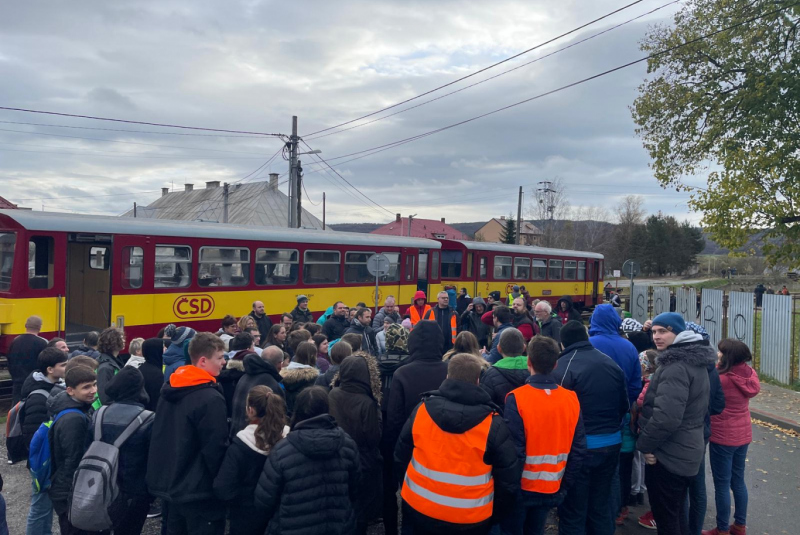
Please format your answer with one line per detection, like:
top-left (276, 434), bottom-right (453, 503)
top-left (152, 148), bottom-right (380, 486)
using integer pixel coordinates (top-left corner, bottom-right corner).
top-left (401, 402), bottom-right (494, 524)
top-left (512, 384), bottom-right (580, 494)
top-left (423, 308), bottom-right (456, 344)
top-left (409, 305), bottom-right (431, 327)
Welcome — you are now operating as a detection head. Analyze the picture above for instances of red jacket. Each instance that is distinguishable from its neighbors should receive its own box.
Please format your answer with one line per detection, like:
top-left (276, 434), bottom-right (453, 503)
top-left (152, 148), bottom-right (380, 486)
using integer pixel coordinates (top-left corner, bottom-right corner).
top-left (710, 363), bottom-right (761, 446)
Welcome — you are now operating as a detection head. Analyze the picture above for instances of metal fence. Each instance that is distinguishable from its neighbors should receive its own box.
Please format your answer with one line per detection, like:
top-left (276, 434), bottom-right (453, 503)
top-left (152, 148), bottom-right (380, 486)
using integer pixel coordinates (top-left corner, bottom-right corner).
top-left (623, 287), bottom-right (798, 386)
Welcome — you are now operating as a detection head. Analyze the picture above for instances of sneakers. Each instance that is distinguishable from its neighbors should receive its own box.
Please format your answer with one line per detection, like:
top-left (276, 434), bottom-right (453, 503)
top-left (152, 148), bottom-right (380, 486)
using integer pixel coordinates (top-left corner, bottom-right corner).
top-left (615, 507), bottom-right (629, 526)
top-left (701, 529), bottom-right (730, 535)
top-left (638, 511), bottom-right (657, 530)
top-left (146, 502), bottom-right (162, 519)
top-left (730, 525), bottom-right (746, 535)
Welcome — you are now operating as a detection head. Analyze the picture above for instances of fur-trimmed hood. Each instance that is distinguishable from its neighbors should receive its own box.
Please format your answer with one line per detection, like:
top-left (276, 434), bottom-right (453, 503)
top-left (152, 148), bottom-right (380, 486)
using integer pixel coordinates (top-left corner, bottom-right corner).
top-left (332, 350), bottom-right (382, 404)
top-left (656, 331), bottom-right (716, 369)
top-left (279, 365), bottom-right (319, 388)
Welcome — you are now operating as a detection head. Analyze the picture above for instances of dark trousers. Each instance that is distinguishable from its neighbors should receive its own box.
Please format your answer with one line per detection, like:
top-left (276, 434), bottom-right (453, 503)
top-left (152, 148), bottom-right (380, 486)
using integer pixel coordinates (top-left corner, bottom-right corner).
top-left (645, 462), bottom-right (691, 535)
top-left (382, 441), bottom-right (399, 535)
top-left (683, 448), bottom-right (707, 535)
top-left (558, 445), bottom-right (620, 535)
top-left (110, 494), bottom-right (151, 535)
top-left (11, 379), bottom-right (24, 405)
top-left (165, 500), bottom-right (225, 535)
top-left (498, 491), bottom-right (562, 535)
top-left (57, 511), bottom-right (107, 535)
top-left (228, 503), bottom-right (269, 535)
top-left (618, 451), bottom-right (634, 511)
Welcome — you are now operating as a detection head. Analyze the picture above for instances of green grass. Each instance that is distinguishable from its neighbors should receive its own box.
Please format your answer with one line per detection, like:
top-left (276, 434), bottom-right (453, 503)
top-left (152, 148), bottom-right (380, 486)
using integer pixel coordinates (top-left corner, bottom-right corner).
top-left (760, 374), bottom-right (800, 392)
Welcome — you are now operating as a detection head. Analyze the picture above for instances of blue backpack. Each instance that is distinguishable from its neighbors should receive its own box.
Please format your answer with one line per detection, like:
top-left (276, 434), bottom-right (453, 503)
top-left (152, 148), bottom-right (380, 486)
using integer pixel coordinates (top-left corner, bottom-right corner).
top-left (29, 408), bottom-right (86, 493)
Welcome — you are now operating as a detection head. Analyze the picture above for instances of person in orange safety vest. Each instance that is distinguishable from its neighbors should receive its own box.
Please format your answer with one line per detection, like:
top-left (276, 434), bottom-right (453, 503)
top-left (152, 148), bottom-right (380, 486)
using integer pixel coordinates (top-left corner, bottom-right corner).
top-left (408, 290), bottom-right (432, 327)
top-left (502, 335), bottom-right (587, 535)
top-left (394, 353), bottom-right (519, 535)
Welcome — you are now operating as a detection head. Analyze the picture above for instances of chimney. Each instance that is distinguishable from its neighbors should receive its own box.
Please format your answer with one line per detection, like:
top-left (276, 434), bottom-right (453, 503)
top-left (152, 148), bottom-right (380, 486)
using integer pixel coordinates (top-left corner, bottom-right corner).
top-left (500, 215), bottom-right (505, 220)
top-left (161, 187), bottom-right (169, 197)
top-left (396, 213), bottom-right (401, 223)
top-left (184, 183), bottom-right (193, 192)
top-left (440, 217), bottom-right (446, 223)
top-left (269, 173), bottom-right (279, 191)
top-left (205, 181), bottom-right (220, 189)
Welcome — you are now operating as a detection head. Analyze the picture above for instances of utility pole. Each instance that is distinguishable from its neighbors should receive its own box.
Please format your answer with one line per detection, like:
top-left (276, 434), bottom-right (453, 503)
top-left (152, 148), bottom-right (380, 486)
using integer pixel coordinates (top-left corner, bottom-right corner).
top-left (537, 181), bottom-right (556, 246)
top-left (133, 202), bottom-right (137, 218)
top-left (515, 186), bottom-right (523, 245)
top-left (222, 182), bottom-right (229, 223)
top-left (287, 116), bottom-right (299, 228)
top-left (322, 192), bottom-right (326, 230)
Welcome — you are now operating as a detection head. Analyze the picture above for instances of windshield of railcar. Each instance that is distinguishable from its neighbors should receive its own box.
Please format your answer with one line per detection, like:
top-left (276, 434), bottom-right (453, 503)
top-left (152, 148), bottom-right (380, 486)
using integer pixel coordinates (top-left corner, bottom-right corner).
top-left (0, 232), bottom-right (16, 291)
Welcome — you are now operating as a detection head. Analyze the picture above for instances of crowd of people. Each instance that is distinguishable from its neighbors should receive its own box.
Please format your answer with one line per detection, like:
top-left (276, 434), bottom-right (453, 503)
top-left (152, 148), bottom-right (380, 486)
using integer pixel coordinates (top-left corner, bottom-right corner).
top-left (3, 290), bottom-right (762, 535)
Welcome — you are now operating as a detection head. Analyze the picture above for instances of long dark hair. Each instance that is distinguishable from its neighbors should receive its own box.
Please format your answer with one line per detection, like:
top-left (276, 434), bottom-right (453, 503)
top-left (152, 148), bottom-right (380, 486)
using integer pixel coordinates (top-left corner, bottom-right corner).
top-left (717, 338), bottom-right (752, 374)
top-left (293, 342), bottom-right (318, 368)
top-left (452, 331), bottom-right (480, 356)
top-left (246, 386), bottom-right (286, 451)
top-left (290, 386), bottom-right (329, 429)
top-left (265, 324), bottom-right (285, 348)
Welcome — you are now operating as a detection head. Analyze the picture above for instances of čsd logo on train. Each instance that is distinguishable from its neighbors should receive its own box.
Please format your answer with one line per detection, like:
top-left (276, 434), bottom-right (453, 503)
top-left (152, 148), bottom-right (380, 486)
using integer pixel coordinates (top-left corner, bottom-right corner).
top-left (173, 294), bottom-right (215, 319)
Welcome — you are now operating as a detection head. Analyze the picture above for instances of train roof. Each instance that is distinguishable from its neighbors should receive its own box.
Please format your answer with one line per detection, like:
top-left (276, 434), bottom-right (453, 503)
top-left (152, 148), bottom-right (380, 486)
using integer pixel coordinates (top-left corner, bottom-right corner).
top-left (0, 210), bottom-right (441, 249)
top-left (440, 239), bottom-right (604, 260)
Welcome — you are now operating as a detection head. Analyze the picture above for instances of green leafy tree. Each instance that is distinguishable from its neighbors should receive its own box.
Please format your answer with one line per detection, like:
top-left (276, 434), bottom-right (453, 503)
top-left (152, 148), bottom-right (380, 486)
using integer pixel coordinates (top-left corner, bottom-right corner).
top-left (631, 0), bottom-right (800, 267)
top-left (632, 215), bottom-right (705, 275)
top-left (500, 215), bottom-right (517, 244)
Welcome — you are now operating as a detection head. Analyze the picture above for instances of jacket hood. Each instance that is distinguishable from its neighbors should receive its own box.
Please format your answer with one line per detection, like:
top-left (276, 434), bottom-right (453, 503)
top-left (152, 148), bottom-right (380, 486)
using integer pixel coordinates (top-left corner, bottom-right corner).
top-left (169, 365), bottom-right (217, 387)
top-left (224, 358), bottom-right (245, 372)
top-left (557, 295), bottom-right (574, 309)
top-left (494, 355), bottom-right (529, 370)
top-left (280, 366), bottom-right (319, 390)
top-left (472, 297), bottom-right (486, 307)
top-left (162, 343), bottom-right (187, 366)
top-left (657, 335), bottom-right (717, 369)
top-left (243, 352), bottom-right (282, 382)
top-left (724, 362), bottom-right (761, 398)
top-left (287, 414), bottom-right (346, 459)
top-left (333, 351), bottom-right (382, 402)
top-left (407, 320), bottom-right (443, 361)
top-left (48, 389), bottom-right (91, 416)
top-left (334, 356), bottom-right (373, 398)
top-left (142, 338), bottom-right (164, 367)
top-left (348, 319), bottom-right (370, 333)
top-left (589, 304), bottom-right (622, 336)
top-left (22, 372), bottom-right (60, 397)
top-left (236, 424), bottom-right (269, 456)
top-left (413, 290), bottom-right (427, 301)
top-left (423, 379), bottom-right (495, 434)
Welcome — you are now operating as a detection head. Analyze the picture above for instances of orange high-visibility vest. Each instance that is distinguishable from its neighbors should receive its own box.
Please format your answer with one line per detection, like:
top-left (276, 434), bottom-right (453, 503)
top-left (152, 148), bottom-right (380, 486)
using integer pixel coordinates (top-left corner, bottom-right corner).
top-left (512, 384), bottom-right (580, 494)
top-left (409, 304), bottom-right (432, 327)
top-left (401, 402), bottom-right (495, 525)
top-left (423, 308), bottom-right (457, 344)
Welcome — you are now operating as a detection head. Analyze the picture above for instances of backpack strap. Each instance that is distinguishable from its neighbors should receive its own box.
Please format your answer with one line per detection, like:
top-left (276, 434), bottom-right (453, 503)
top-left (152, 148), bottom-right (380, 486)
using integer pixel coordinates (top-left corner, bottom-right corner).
top-left (52, 408), bottom-right (86, 426)
top-left (28, 389), bottom-right (50, 400)
top-left (94, 405), bottom-right (110, 442)
top-left (112, 410), bottom-right (154, 448)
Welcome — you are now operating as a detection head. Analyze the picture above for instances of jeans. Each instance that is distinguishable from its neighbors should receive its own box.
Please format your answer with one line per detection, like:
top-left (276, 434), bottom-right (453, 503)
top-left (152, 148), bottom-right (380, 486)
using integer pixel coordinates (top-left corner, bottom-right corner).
top-left (631, 451), bottom-right (647, 494)
top-left (558, 445), bottom-right (620, 535)
top-left (683, 448), bottom-right (707, 535)
top-left (26, 486), bottom-right (53, 535)
top-left (709, 443), bottom-right (749, 531)
top-left (645, 462), bottom-right (691, 535)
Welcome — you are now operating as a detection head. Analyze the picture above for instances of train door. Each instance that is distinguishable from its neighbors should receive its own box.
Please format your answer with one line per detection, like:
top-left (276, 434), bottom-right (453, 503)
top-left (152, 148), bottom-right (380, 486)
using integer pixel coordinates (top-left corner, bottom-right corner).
top-left (417, 249), bottom-right (428, 292)
top-left (65, 234), bottom-right (113, 340)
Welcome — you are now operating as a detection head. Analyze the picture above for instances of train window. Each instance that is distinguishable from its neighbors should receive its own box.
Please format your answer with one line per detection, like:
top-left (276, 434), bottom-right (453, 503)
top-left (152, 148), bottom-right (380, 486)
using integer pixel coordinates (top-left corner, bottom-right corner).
top-left (440, 251), bottom-right (462, 278)
top-left (418, 254), bottom-right (428, 280)
top-left (0, 233), bottom-right (16, 291)
top-left (28, 236), bottom-right (54, 290)
top-left (514, 257), bottom-right (531, 280)
top-left (345, 252), bottom-right (376, 283)
top-left (431, 251), bottom-right (440, 280)
top-left (199, 247), bottom-right (249, 287)
top-left (89, 247), bottom-right (109, 270)
top-left (381, 252), bottom-right (401, 282)
top-left (155, 246), bottom-right (192, 288)
top-left (256, 249), bottom-right (298, 286)
top-left (466, 253), bottom-right (473, 278)
top-left (122, 247), bottom-right (143, 289)
top-left (405, 255), bottom-right (415, 281)
top-left (304, 250), bottom-right (340, 284)
top-left (532, 259), bottom-right (546, 280)
top-left (578, 261), bottom-right (586, 281)
top-left (548, 259), bottom-right (563, 280)
top-left (494, 256), bottom-right (512, 279)
top-left (479, 256), bottom-right (487, 280)
top-left (564, 260), bottom-right (577, 280)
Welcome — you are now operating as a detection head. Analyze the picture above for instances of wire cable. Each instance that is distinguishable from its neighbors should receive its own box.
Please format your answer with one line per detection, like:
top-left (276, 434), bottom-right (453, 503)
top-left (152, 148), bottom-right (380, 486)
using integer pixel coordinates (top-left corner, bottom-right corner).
top-left (0, 120), bottom-right (275, 138)
top-left (305, 0), bottom-right (648, 137)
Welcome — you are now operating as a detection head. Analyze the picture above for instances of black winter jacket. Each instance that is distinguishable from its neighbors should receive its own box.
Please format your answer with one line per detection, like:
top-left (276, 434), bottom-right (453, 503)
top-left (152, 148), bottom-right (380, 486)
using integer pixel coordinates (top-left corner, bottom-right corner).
top-left (480, 356), bottom-right (529, 412)
top-left (249, 311), bottom-right (273, 347)
top-left (214, 426), bottom-right (272, 505)
top-left (146, 368), bottom-right (229, 503)
top-left (279, 364), bottom-right (319, 416)
top-left (48, 391), bottom-right (92, 514)
top-left (556, 295), bottom-right (582, 324)
top-left (385, 321), bottom-right (448, 447)
top-left (345, 319), bottom-right (378, 355)
top-left (551, 341), bottom-right (629, 444)
top-left (394, 379), bottom-right (520, 532)
top-left (217, 358), bottom-right (245, 418)
top-left (429, 306), bottom-right (459, 353)
top-left (90, 401), bottom-right (153, 497)
top-left (536, 317), bottom-right (562, 344)
top-left (69, 344), bottom-right (101, 360)
top-left (637, 332), bottom-right (714, 477)
top-left (322, 314), bottom-right (349, 341)
top-left (140, 338), bottom-right (165, 412)
top-left (460, 308), bottom-right (490, 348)
top-left (20, 372), bottom-right (60, 446)
top-left (315, 363), bottom-right (339, 391)
top-left (96, 352), bottom-right (125, 406)
top-left (7, 333), bottom-right (47, 381)
top-left (328, 356), bottom-right (383, 523)
top-left (230, 353), bottom-right (285, 437)
top-left (254, 414), bottom-right (360, 535)
top-left (290, 305), bottom-right (314, 324)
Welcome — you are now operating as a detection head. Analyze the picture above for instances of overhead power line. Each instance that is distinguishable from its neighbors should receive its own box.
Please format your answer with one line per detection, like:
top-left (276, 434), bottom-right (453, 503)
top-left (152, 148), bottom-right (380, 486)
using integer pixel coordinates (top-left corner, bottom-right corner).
top-left (0, 106), bottom-right (285, 137)
top-left (305, 0), bottom-right (681, 141)
top-left (302, 1), bottom-right (798, 171)
top-left (305, 0), bottom-right (648, 137)
top-left (0, 120), bottom-right (273, 138)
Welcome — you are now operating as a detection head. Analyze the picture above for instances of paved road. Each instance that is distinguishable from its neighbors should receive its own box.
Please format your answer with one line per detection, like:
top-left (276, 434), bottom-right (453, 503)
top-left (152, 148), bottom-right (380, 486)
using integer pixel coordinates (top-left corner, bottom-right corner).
top-left (2, 421), bottom-right (797, 534)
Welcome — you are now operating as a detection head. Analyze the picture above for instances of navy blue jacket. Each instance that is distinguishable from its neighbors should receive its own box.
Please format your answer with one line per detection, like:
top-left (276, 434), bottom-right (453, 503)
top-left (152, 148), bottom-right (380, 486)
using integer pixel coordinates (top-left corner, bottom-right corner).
top-left (551, 341), bottom-right (629, 449)
top-left (705, 359), bottom-right (726, 442)
top-left (588, 305), bottom-right (642, 405)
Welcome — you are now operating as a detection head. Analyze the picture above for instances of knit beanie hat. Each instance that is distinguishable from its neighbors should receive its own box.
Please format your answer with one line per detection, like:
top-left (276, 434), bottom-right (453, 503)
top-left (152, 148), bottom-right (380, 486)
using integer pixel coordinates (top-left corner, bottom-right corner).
top-left (685, 322), bottom-right (709, 340)
top-left (165, 325), bottom-right (196, 347)
top-left (401, 318), bottom-right (412, 330)
top-left (652, 312), bottom-right (685, 334)
top-left (560, 320), bottom-right (589, 349)
top-left (297, 295), bottom-right (308, 304)
top-left (385, 323), bottom-right (409, 354)
top-left (106, 366), bottom-right (146, 403)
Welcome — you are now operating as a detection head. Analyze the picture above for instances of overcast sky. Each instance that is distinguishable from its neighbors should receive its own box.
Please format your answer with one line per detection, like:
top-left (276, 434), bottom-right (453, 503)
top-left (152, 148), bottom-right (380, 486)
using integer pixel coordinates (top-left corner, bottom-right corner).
top-left (0, 0), bottom-right (702, 226)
